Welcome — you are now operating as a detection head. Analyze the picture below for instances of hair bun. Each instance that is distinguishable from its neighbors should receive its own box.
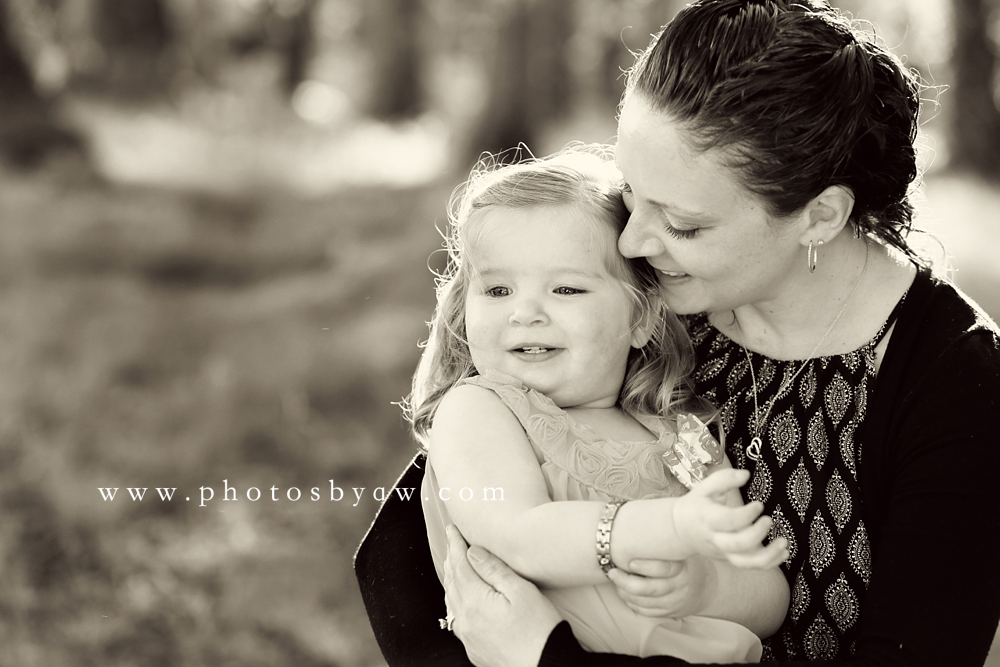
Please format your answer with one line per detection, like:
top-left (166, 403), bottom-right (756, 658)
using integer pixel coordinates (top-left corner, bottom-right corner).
top-left (627, 0), bottom-right (923, 259)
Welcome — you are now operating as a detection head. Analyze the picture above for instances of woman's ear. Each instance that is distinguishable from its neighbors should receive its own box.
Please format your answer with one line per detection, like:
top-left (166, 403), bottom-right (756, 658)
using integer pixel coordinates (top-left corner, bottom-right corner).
top-left (797, 185), bottom-right (855, 245)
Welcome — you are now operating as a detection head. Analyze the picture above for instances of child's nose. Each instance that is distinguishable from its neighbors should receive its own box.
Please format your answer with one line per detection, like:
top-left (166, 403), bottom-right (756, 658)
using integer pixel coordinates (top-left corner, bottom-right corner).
top-left (508, 297), bottom-right (549, 326)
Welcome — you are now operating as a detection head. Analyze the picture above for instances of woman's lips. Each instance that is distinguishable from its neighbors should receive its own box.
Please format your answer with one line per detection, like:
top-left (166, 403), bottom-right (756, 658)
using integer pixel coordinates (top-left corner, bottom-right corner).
top-left (659, 269), bottom-right (689, 278)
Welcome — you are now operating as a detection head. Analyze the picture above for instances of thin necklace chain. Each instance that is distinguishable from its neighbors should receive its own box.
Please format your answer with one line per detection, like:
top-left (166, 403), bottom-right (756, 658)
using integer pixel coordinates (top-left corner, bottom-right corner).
top-left (740, 239), bottom-right (870, 462)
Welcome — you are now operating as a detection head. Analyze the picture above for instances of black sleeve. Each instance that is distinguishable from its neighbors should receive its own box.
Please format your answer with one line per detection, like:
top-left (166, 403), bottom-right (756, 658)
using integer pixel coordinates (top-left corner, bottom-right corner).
top-left (354, 455), bottom-right (474, 667)
top-left (539, 623), bottom-right (690, 666)
top-left (845, 331), bottom-right (1000, 666)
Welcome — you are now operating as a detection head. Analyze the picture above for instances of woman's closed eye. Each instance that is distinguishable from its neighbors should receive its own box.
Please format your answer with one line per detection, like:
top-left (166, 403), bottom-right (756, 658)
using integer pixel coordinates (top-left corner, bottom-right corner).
top-left (663, 220), bottom-right (699, 240)
top-left (620, 182), bottom-right (635, 211)
top-left (620, 180), bottom-right (701, 239)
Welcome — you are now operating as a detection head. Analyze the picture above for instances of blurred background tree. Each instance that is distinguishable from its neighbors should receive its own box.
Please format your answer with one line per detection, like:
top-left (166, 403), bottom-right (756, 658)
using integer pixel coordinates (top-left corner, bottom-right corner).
top-left (0, 0), bottom-right (86, 168)
top-left (465, 0), bottom-right (574, 160)
top-left (0, 1), bottom-right (996, 665)
top-left (950, 0), bottom-right (1000, 177)
top-left (90, 0), bottom-right (174, 94)
top-left (364, 0), bottom-right (424, 119)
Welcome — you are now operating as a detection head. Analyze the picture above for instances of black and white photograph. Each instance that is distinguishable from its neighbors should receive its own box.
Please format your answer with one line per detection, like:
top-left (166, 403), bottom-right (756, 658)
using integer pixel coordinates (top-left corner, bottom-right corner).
top-left (1, 0), bottom-right (998, 665)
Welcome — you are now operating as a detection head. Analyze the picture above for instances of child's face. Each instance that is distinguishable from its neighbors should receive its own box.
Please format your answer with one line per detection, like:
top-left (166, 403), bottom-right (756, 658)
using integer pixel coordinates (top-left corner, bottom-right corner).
top-left (464, 203), bottom-right (645, 409)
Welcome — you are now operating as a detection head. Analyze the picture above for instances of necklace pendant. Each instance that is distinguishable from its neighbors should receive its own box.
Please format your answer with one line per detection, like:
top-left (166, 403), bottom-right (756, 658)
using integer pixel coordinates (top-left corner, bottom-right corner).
top-left (746, 437), bottom-right (762, 462)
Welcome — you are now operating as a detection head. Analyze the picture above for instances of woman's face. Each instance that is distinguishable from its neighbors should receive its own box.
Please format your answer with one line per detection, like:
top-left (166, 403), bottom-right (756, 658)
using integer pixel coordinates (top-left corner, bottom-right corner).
top-left (615, 95), bottom-right (801, 315)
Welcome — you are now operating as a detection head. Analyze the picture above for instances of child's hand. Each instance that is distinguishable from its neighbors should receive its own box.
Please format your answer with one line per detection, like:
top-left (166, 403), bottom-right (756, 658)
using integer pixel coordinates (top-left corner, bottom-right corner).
top-left (671, 469), bottom-right (783, 567)
top-left (607, 557), bottom-right (716, 618)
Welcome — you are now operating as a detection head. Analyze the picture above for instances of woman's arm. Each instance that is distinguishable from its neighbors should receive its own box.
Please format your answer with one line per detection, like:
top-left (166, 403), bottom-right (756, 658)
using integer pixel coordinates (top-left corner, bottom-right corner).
top-left (839, 332), bottom-right (1000, 666)
top-left (430, 385), bottom-right (778, 588)
top-left (354, 455), bottom-right (474, 666)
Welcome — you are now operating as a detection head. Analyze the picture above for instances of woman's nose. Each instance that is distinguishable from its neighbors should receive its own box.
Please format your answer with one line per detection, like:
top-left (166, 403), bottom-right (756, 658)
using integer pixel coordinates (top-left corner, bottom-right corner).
top-left (509, 297), bottom-right (549, 326)
top-left (618, 211), bottom-right (667, 259)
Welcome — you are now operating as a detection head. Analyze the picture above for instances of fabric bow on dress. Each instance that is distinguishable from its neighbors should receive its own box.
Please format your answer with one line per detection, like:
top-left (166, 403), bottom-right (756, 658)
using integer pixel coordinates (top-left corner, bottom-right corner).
top-left (661, 413), bottom-right (723, 489)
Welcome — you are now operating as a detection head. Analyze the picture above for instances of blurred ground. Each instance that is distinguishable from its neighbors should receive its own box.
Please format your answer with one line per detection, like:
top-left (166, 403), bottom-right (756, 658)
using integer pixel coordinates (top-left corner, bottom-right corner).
top-left (0, 164), bottom-right (449, 665)
top-left (0, 100), bottom-right (998, 666)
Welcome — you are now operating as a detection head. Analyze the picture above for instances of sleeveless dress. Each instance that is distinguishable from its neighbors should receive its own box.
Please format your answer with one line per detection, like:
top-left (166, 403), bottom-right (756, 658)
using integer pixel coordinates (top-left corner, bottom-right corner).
top-left (684, 300), bottom-right (903, 660)
top-left (421, 369), bottom-right (762, 662)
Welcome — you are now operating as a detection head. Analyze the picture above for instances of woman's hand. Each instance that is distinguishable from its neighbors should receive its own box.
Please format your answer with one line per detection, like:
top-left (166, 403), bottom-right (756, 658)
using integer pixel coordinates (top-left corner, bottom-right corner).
top-left (443, 525), bottom-right (563, 667)
top-left (608, 557), bottom-right (717, 618)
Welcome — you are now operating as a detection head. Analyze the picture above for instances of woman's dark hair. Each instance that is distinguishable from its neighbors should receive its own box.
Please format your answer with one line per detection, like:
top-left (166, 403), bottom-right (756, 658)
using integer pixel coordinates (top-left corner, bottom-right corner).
top-left (626, 0), bottom-right (922, 258)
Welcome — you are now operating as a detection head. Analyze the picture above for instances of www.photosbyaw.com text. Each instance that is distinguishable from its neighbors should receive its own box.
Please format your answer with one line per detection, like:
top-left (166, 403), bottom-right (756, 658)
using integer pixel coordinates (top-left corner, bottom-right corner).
top-left (97, 480), bottom-right (506, 507)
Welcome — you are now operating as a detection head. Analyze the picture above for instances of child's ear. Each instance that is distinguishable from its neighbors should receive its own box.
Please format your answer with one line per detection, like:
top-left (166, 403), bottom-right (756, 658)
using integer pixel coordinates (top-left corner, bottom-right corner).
top-left (629, 297), bottom-right (657, 349)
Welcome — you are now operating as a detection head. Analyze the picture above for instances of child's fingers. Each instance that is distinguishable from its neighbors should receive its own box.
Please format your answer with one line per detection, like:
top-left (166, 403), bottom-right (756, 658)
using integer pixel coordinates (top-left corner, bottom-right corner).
top-left (689, 468), bottom-right (751, 498)
top-left (726, 537), bottom-right (789, 569)
top-left (712, 514), bottom-right (773, 552)
top-left (624, 599), bottom-right (676, 618)
top-left (608, 567), bottom-right (679, 597)
top-left (625, 559), bottom-right (685, 579)
top-left (703, 499), bottom-right (764, 532)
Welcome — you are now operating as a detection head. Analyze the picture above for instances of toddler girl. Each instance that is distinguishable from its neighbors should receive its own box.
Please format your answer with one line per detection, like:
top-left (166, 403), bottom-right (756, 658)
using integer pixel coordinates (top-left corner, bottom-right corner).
top-left (407, 147), bottom-right (788, 662)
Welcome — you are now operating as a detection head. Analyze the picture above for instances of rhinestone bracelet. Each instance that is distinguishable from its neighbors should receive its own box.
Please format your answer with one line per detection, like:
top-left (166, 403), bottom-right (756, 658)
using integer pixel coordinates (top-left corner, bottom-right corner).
top-left (596, 500), bottom-right (627, 575)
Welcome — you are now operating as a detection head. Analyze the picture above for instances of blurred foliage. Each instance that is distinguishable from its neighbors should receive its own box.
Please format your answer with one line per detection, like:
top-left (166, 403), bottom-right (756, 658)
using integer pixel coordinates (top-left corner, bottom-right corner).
top-left (2, 0), bottom-right (997, 173)
top-left (0, 0), bottom-right (997, 665)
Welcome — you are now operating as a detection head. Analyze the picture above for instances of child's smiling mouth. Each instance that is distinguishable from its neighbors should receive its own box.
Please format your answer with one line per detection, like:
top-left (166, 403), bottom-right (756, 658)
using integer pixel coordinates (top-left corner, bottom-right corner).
top-left (508, 345), bottom-right (562, 360)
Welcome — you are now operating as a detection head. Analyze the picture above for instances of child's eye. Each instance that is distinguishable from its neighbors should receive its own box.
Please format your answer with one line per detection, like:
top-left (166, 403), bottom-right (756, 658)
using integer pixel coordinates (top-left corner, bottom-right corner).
top-left (554, 286), bottom-right (586, 296)
top-left (484, 285), bottom-right (511, 298)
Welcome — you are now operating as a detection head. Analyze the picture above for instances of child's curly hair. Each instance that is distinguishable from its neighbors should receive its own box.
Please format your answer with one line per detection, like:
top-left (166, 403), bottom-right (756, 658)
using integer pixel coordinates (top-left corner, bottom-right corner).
top-left (404, 144), bottom-right (712, 448)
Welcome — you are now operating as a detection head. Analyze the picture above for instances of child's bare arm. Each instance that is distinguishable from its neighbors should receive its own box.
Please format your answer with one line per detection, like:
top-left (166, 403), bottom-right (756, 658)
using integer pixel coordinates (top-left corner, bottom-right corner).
top-left (429, 385), bottom-right (775, 588)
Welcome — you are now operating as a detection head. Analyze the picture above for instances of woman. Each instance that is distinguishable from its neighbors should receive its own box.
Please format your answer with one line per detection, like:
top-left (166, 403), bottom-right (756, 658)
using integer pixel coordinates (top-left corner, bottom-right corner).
top-left (355, 0), bottom-right (1000, 664)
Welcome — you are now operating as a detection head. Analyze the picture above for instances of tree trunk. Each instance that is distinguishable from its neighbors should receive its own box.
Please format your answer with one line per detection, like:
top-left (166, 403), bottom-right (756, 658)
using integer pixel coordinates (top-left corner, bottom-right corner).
top-left (950, 0), bottom-right (1000, 178)
top-left (466, 0), bottom-right (574, 165)
top-left (366, 0), bottom-right (424, 120)
top-left (282, 0), bottom-right (319, 96)
top-left (0, 1), bottom-right (86, 169)
top-left (0, 4), bottom-right (40, 117)
top-left (91, 0), bottom-right (174, 96)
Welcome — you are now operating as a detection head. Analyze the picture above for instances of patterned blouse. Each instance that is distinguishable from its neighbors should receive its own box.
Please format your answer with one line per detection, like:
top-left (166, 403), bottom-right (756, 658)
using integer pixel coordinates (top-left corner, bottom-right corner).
top-left (685, 304), bottom-right (902, 661)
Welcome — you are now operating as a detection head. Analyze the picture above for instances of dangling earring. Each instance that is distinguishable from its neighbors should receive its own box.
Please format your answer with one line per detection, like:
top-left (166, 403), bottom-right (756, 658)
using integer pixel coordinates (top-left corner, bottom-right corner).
top-left (808, 239), bottom-right (824, 273)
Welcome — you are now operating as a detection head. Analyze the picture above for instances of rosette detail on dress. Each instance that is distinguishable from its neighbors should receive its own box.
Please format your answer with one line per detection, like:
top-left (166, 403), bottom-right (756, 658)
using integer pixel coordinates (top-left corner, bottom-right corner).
top-left (459, 370), bottom-right (717, 501)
